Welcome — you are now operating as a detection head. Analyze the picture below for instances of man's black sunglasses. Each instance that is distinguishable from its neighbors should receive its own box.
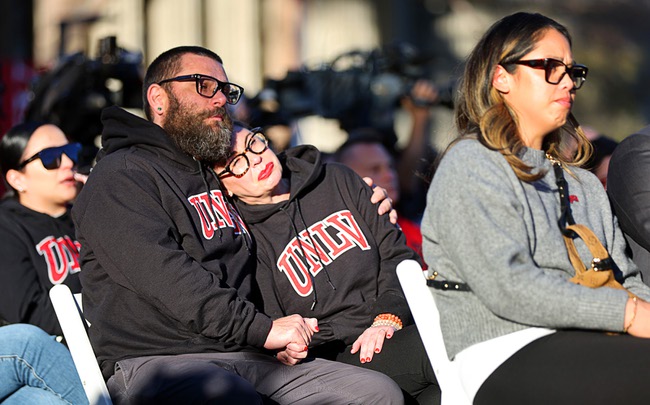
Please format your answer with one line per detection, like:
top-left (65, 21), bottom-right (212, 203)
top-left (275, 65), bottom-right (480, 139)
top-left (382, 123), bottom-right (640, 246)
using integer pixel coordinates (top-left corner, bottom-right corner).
top-left (18, 143), bottom-right (82, 170)
top-left (157, 74), bottom-right (244, 105)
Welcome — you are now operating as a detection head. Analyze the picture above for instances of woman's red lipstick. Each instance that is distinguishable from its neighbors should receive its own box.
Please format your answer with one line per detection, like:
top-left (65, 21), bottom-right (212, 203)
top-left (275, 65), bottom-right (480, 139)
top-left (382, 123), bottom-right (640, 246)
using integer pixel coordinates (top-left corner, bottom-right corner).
top-left (258, 162), bottom-right (273, 181)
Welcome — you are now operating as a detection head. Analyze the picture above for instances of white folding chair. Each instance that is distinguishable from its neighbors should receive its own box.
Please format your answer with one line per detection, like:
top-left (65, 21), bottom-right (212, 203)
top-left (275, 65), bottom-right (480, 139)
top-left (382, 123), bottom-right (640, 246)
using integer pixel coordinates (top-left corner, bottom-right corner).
top-left (398, 259), bottom-right (556, 404)
top-left (49, 284), bottom-right (113, 405)
top-left (396, 259), bottom-right (471, 405)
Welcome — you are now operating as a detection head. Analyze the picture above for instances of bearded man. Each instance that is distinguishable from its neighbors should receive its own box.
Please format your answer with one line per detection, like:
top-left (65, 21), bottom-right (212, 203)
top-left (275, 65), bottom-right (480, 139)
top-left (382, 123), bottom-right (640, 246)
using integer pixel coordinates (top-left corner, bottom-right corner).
top-left (72, 46), bottom-right (403, 404)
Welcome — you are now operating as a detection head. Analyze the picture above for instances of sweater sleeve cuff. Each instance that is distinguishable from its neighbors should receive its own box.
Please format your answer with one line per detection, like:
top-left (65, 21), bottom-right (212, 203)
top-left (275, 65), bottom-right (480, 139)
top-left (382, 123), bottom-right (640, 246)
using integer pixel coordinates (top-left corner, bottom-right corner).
top-left (373, 293), bottom-right (413, 326)
top-left (247, 312), bottom-right (274, 348)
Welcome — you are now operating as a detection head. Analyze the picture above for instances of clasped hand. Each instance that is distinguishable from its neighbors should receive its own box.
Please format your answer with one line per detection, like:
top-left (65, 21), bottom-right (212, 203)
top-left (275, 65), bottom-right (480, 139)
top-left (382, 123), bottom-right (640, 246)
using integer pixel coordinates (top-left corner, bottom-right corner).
top-left (264, 315), bottom-right (318, 366)
top-left (268, 318), bottom-right (396, 366)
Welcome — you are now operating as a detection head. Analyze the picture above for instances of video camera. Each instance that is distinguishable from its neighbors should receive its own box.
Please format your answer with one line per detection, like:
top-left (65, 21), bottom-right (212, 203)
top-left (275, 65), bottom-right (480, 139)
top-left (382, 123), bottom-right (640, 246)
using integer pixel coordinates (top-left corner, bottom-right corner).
top-left (252, 42), bottom-right (453, 134)
top-left (24, 36), bottom-right (143, 171)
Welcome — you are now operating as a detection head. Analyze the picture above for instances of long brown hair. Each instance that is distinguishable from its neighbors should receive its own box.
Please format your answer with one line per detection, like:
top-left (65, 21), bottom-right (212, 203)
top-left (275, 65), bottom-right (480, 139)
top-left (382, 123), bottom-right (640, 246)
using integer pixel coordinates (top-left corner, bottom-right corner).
top-left (453, 12), bottom-right (591, 182)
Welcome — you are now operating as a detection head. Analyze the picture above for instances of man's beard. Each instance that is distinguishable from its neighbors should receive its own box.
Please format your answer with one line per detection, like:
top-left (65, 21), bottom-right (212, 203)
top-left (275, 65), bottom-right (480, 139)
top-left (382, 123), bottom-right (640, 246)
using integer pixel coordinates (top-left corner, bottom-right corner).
top-left (163, 92), bottom-right (233, 165)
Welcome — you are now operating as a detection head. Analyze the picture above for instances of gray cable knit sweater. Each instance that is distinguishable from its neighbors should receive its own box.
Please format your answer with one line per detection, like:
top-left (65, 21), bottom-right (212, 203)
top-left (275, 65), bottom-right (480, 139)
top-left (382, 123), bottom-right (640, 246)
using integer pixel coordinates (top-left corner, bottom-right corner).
top-left (422, 139), bottom-right (650, 359)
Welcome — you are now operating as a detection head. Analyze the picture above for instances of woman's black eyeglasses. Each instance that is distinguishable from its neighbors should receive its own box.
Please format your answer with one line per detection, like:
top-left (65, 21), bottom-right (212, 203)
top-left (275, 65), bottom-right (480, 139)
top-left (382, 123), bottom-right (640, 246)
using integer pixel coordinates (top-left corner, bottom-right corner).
top-left (506, 58), bottom-right (588, 90)
top-left (217, 129), bottom-right (269, 178)
top-left (18, 143), bottom-right (82, 170)
top-left (157, 74), bottom-right (244, 105)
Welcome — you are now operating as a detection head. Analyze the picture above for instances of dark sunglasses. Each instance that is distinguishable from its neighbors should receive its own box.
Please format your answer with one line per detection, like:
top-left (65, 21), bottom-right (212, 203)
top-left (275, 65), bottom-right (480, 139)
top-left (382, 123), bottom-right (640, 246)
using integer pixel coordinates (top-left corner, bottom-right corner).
top-left (505, 58), bottom-right (588, 90)
top-left (18, 143), bottom-right (81, 170)
top-left (157, 74), bottom-right (244, 105)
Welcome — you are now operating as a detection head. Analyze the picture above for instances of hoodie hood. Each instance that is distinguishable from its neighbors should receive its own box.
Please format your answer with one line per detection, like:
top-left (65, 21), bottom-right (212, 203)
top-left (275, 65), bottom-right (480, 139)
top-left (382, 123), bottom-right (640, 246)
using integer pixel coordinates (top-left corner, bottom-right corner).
top-left (98, 106), bottom-right (198, 170)
top-left (282, 144), bottom-right (323, 201)
top-left (236, 144), bottom-right (323, 224)
top-left (0, 198), bottom-right (73, 228)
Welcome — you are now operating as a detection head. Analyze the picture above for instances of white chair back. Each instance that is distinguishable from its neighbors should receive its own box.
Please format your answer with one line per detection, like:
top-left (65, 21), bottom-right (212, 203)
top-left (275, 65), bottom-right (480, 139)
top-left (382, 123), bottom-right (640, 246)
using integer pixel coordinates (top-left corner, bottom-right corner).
top-left (396, 259), bottom-right (471, 405)
top-left (49, 284), bottom-right (113, 405)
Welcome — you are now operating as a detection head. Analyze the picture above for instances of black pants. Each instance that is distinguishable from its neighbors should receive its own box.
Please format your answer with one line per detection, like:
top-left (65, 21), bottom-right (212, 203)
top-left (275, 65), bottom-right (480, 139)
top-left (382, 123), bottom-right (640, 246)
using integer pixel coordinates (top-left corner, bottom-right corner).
top-left (475, 330), bottom-right (650, 405)
top-left (311, 325), bottom-right (440, 405)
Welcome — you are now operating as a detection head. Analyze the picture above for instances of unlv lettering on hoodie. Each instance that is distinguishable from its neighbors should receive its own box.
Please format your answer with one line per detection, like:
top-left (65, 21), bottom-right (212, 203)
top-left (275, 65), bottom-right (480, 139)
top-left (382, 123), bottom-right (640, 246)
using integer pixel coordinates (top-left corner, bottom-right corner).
top-left (277, 210), bottom-right (370, 297)
top-left (188, 190), bottom-right (249, 240)
top-left (37, 236), bottom-right (81, 284)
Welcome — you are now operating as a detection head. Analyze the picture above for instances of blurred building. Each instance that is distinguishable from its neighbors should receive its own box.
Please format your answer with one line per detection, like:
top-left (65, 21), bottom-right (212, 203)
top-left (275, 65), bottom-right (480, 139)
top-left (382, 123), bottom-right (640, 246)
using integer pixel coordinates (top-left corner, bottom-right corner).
top-left (20, 0), bottom-right (460, 153)
top-left (2, 0), bottom-right (649, 156)
top-left (32, 0), bottom-right (381, 104)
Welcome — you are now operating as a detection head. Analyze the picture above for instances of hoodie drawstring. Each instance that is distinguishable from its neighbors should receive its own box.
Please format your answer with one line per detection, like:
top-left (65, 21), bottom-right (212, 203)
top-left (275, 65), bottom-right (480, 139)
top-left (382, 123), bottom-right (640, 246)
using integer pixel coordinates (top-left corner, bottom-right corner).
top-left (279, 207), bottom-right (318, 310)
top-left (295, 200), bottom-right (337, 292)
top-left (280, 200), bottom-right (336, 311)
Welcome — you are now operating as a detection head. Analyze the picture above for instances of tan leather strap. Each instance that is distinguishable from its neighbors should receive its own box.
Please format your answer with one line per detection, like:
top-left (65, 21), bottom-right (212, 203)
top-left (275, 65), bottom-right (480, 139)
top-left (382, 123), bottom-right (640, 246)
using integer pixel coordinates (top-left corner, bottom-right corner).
top-left (562, 223), bottom-right (610, 276)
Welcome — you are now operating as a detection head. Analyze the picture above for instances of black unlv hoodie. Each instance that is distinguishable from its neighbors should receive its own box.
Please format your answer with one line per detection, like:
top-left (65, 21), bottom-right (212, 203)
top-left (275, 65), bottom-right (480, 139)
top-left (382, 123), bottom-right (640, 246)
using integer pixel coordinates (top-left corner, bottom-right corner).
top-left (236, 145), bottom-right (418, 349)
top-left (0, 199), bottom-right (82, 335)
top-left (73, 106), bottom-right (272, 379)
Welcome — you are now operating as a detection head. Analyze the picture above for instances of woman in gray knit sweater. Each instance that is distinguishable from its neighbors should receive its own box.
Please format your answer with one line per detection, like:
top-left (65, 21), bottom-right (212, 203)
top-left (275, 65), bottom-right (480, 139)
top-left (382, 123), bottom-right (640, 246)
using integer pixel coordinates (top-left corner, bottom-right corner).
top-left (422, 11), bottom-right (650, 404)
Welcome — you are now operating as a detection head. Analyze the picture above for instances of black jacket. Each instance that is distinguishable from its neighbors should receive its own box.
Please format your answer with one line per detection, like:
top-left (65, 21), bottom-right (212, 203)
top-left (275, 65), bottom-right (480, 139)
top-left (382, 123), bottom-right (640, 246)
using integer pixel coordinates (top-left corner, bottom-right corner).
top-left (73, 106), bottom-right (272, 379)
top-left (0, 199), bottom-right (82, 335)
top-left (608, 128), bottom-right (650, 284)
top-left (236, 145), bottom-right (417, 348)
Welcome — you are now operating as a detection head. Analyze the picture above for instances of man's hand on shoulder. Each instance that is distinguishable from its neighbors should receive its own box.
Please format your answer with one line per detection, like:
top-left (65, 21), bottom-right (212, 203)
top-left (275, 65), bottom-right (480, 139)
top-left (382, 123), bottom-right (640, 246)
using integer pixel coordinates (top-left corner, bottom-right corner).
top-left (364, 177), bottom-right (398, 224)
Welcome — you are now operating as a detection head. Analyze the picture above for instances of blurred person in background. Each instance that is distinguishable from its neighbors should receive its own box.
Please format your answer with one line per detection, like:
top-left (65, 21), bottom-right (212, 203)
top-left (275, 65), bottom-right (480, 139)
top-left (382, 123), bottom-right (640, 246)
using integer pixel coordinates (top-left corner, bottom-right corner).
top-left (562, 125), bottom-right (617, 189)
top-left (335, 79), bottom-right (438, 266)
top-left (0, 122), bottom-right (84, 337)
top-left (582, 126), bottom-right (618, 189)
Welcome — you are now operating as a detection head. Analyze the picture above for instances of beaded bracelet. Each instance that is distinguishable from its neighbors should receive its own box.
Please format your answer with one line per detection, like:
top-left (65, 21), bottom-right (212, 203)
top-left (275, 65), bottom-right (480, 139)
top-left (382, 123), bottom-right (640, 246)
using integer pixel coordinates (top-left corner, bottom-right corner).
top-left (371, 313), bottom-right (403, 331)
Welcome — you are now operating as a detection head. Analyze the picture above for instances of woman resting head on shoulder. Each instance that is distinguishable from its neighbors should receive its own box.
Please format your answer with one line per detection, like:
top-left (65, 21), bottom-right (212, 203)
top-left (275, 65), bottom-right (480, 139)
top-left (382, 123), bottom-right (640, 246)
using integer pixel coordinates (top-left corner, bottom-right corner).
top-left (215, 124), bottom-right (290, 205)
top-left (423, 11), bottom-right (650, 405)
top-left (216, 123), bottom-right (397, 213)
top-left (1, 122), bottom-right (84, 215)
top-left (214, 124), bottom-right (439, 403)
top-left (0, 122), bottom-right (84, 336)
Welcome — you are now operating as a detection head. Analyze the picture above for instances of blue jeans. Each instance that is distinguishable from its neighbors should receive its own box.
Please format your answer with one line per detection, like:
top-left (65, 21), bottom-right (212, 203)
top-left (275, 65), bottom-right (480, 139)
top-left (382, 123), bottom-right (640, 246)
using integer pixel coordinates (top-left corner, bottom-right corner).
top-left (0, 324), bottom-right (88, 404)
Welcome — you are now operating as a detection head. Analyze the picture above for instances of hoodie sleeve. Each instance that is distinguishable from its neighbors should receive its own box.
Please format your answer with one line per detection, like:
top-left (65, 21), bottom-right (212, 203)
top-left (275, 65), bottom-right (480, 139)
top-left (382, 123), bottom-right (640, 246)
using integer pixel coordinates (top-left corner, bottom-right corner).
top-left (254, 249), bottom-right (288, 319)
top-left (74, 159), bottom-right (272, 349)
top-left (333, 164), bottom-right (419, 325)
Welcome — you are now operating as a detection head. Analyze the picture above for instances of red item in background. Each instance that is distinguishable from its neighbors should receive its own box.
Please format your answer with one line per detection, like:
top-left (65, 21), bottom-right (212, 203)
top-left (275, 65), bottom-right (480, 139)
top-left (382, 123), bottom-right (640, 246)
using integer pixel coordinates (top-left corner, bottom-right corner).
top-left (397, 215), bottom-right (427, 270)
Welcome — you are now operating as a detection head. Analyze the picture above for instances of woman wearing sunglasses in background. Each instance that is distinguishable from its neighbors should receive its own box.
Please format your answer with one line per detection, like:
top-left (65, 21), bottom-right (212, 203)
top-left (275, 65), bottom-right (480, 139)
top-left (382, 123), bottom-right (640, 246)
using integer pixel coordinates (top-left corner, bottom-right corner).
top-left (0, 121), bottom-right (85, 337)
top-left (422, 12), bottom-right (650, 404)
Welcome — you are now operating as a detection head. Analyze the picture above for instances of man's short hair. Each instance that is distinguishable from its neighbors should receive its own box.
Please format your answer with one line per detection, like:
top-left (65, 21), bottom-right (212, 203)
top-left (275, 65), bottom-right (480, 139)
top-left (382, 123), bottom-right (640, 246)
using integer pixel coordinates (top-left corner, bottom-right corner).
top-left (334, 128), bottom-right (391, 163)
top-left (142, 46), bottom-right (223, 121)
